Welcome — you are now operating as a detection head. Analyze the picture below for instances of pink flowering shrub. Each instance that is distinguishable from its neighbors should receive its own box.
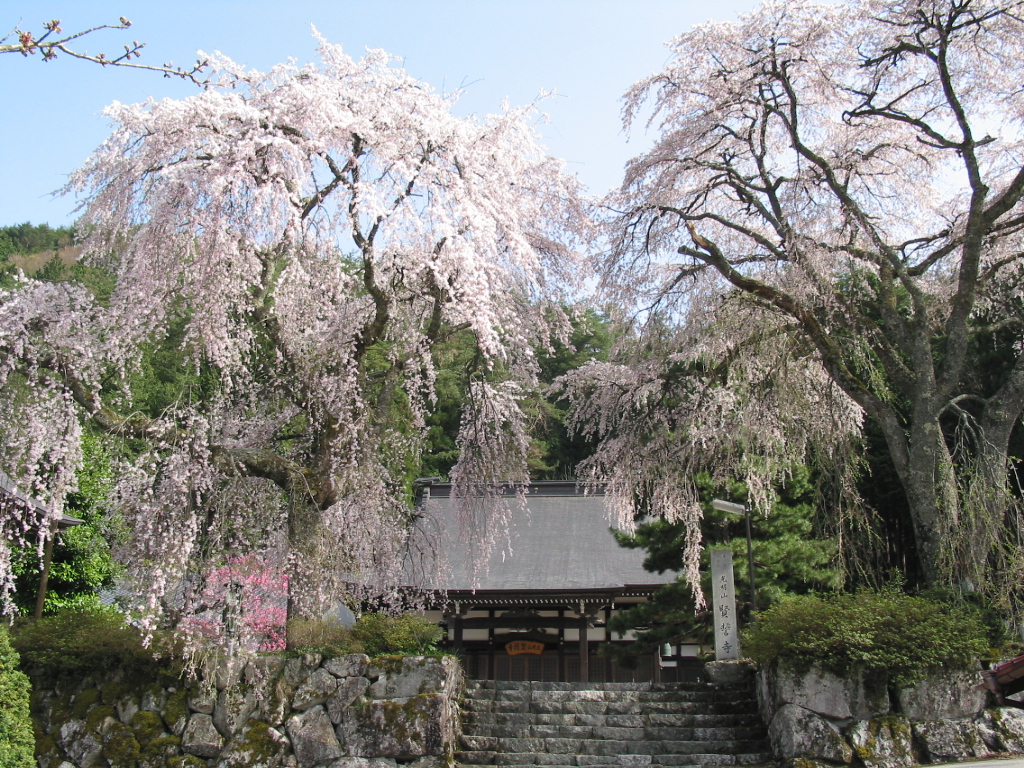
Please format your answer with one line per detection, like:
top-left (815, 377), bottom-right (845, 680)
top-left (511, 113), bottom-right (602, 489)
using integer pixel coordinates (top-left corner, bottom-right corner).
top-left (179, 556), bottom-right (287, 652)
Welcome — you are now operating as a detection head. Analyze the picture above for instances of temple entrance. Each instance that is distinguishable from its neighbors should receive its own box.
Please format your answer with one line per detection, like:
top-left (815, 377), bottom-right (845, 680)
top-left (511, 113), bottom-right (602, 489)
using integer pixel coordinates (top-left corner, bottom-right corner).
top-left (452, 641), bottom-right (704, 683)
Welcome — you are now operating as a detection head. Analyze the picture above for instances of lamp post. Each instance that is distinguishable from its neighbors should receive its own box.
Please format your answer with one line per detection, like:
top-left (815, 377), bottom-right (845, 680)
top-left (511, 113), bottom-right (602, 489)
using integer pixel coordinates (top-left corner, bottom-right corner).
top-left (711, 499), bottom-right (757, 615)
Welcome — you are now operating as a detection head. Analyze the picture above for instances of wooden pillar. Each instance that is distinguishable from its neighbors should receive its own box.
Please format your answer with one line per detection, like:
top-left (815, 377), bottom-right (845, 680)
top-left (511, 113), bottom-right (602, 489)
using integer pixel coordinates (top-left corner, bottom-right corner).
top-left (558, 608), bottom-right (566, 682)
top-left (603, 607), bottom-right (612, 683)
top-left (578, 610), bottom-right (589, 683)
top-left (34, 518), bottom-right (59, 620)
top-left (452, 604), bottom-right (464, 652)
top-left (487, 609), bottom-right (495, 680)
top-left (652, 646), bottom-right (662, 683)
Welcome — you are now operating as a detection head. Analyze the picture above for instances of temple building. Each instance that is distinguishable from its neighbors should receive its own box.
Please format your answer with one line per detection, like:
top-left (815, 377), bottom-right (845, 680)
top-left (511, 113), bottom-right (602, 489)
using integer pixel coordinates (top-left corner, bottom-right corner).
top-left (410, 480), bottom-right (705, 683)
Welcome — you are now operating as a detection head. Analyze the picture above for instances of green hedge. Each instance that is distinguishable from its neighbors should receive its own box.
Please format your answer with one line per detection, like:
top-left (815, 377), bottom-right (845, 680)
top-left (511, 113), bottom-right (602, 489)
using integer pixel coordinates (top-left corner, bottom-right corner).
top-left (0, 625), bottom-right (34, 768)
top-left (742, 590), bottom-right (990, 687)
top-left (10, 606), bottom-right (181, 683)
top-left (288, 612), bottom-right (441, 657)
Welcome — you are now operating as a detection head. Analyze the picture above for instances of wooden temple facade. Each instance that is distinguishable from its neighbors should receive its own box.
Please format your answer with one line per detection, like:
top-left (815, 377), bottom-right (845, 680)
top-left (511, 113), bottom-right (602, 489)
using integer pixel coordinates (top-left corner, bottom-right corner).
top-left (411, 481), bottom-right (704, 683)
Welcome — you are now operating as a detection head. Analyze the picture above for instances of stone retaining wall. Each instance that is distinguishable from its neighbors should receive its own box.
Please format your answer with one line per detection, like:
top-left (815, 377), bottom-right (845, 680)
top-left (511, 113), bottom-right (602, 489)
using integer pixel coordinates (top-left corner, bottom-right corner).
top-left (30, 653), bottom-right (462, 768)
top-left (757, 660), bottom-right (1024, 768)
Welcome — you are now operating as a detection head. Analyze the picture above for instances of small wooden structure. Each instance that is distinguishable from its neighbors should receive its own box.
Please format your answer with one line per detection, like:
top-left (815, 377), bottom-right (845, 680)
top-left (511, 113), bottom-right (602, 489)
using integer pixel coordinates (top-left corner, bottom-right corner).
top-left (0, 470), bottom-right (84, 617)
top-left (409, 481), bottom-right (703, 683)
top-left (983, 654), bottom-right (1024, 707)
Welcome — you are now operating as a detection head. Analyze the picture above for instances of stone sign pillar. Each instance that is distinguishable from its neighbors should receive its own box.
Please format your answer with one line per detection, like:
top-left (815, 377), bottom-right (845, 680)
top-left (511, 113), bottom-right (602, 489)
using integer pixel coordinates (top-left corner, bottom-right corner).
top-left (710, 548), bottom-right (740, 660)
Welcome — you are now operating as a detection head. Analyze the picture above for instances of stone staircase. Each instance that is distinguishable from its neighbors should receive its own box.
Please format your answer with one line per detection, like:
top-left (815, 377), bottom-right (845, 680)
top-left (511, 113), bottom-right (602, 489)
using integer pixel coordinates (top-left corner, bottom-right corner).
top-left (457, 680), bottom-right (774, 768)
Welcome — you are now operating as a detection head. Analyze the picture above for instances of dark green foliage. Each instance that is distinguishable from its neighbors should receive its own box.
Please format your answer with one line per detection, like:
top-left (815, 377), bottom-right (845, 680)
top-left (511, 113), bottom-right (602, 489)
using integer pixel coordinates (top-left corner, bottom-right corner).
top-left (286, 618), bottom-right (364, 656)
top-left (0, 625), bottom-right (34, 768)
top-left (742, 590), bottom-right (990, 686)
top-left (918, 586), bottom-right (1013, 651)
top-left (129, 314), bottom-right (220, 421)
top-left (287, 612), bottom-right (442, 657)
top-left (0, 222), bottom-right (73, 258)
top-left (603, 468), bottom-right (841, 669)
top-left (10, 606), bottom-right (182, 683)
top-left (530, 309), bottom-right (611, 479)
top-left (11, 432), bottom-right (123, 615)
top-left (419, 309), bottom-right (611, 480)
top-left (350, 612), bottom-right (442, 657)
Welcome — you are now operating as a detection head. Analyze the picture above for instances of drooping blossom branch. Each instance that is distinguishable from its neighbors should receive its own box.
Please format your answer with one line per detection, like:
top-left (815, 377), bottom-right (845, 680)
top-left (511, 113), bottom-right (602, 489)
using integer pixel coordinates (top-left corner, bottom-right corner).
top-left (0, 35), bottom-right (587, 639)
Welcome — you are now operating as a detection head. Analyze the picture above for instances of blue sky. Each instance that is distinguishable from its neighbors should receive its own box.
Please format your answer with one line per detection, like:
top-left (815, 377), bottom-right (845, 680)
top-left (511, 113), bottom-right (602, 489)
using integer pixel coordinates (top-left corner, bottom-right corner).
top-left (2, 1), bottom-right (762, 227)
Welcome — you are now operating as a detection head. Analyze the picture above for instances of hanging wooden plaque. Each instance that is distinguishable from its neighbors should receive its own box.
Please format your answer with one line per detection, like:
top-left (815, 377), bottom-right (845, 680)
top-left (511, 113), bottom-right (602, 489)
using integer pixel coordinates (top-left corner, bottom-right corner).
top-left (505, 640), bottom-right (545, 655)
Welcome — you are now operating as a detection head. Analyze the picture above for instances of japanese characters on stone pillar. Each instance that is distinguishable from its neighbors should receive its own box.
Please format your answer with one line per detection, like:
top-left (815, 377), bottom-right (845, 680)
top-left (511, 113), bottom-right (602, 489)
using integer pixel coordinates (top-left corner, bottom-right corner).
top-left (710, 548), bottom-right (740, 660)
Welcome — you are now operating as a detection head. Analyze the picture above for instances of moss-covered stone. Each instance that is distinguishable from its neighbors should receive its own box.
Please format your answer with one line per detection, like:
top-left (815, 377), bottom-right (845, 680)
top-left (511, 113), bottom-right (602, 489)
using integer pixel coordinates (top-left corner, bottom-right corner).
top-left (86, 703), bottom-right (117, 732)
top-left (71, 687), bottom-right (101, 719)
top-left (34, 733), bottom-right (55, 757)
top-left (368, 655), bottom-right (407, 678)
top-left (102, 722), bottom-right (141, 768)
top-left (101, 678), bottom-right (126, 705)
top-left (219, 719), bottom-right (287, 767)
top-left (49, 690), bottom-right (74, 724)
top-left (139, 734), bottom-right (182, 768)
top-left (168, 755), bottom-right (206, 768)
top-left (131, 709), bottom-right (166, 746)
top-left (30, 688), bottom-right (51, 716)
top-left (164, 688), bottom-right (189, 735)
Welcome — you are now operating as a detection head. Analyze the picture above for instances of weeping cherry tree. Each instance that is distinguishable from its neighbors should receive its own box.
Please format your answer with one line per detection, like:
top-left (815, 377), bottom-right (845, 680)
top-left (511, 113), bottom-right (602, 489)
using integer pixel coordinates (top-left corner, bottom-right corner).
top-left (562, 0), bottom-right (1024, 603)
top-left (0, 37), bottom-right (585, 635)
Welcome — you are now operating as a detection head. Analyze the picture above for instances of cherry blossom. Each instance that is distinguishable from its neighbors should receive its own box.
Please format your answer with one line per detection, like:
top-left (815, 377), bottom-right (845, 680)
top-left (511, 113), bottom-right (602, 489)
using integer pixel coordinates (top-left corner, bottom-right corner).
top-left (570, 0), bottom-right (1024, 601)
top-left (0, 37), bottom-right (586, 636)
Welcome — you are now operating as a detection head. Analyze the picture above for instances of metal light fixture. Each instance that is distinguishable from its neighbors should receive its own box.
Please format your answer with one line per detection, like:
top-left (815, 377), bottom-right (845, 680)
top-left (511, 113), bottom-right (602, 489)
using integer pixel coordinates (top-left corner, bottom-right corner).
top-left (711, 498), bottom-right (757, 614)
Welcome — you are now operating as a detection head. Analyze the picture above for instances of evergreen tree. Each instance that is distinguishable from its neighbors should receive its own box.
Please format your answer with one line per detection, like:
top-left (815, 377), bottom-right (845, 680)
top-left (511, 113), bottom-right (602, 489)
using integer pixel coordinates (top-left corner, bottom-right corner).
top-left (604, 467), bottom-right (841, 668)
top-left (0, 625), bottom-right (33, 768)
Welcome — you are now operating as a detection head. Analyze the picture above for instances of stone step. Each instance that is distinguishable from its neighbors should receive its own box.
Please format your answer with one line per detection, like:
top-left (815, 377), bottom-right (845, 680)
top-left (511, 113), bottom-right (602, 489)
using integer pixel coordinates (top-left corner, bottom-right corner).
top-left (464, 701), bottom-right (760, 717)
top-left (458, 754), bottom-right (772, 767)
top-left (462, 724), bottom-right (768, 742)
top-left (457, 681), bottom-right (771, 768)
top-left (651, 755), bottom-right (774, 766)
top-left (459, 736), bottom-right (769, 756)
top-left (463, 712), bottom-right (764, 729)
top-left (466, 681), bottom-right (751, 693)
top-left (465, 688), bottom-right (756, 703)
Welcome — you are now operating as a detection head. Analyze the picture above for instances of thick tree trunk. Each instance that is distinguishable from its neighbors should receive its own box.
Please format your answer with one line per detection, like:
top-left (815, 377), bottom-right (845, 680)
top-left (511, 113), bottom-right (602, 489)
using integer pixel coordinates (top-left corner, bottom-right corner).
top-left (285, 498), bottom-right (324, 643)
top-left (872, 405), bottom-right (960, 588)
top-left (901, 419), bottom-right (960, 587)
top-left (874, 399), bottom-right (1021, 590)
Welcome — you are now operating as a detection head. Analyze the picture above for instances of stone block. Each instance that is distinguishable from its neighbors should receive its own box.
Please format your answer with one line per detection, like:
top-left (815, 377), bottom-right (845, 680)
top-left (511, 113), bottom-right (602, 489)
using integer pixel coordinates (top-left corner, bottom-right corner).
top-left (245, 656), bottom-right (286, 686)
top-left (140, 685), bottom-right (167, 713)
top-left (337, 694), bottom-right (452, 758)
top-left (324, 654), bottom-right (371, 679)
top-left (293, 667), bottom-right (341, 711)
top-left (213, 686), bottom-right (257, 739)
top-left (284, 654), bottom-right (324, 686)
top-left (759, 661), bottom-right (888, 724)
top-left (328, 759), bottom-right (399, 768)
top-left (328, 677), bottom-right (371, 723)
top-left (182, 713), bottom-right (224, 758)
top-left (217, 719), bottom-right (291, 768)
top-left (897, 666), bottom-right (986, 721)
top-left (846, 717), bottom-right (915, 768)
top-left (768, 703), bottom-right (853, 763)
top-left (368, 656), bottom-right (458, 699)
top-left (215, 655), bottom-right (247, 691)
top-left (981, 706), bottom-right (1024, 753)
top-left (704, 660), bottom-right (756, 685)
top-left (57, 719), bottom-right (104, 768)
top-left (912, 719), bottom-right (990, 762)
top-left (187, 688), bottom-right (215, 715)
top-left (116, 693), bottom-right (141, 725)
top-left (287, 705), bottom-right (344, 768)
top-left (406, 757), bottom-right (446, 768)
